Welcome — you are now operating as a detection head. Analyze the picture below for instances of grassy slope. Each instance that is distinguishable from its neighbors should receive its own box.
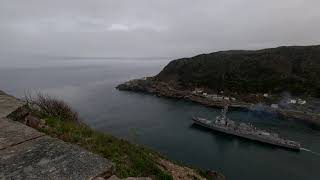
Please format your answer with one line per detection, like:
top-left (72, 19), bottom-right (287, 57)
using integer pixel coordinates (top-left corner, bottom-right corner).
top-left (39, 117), bottom-right (173, 179)
top-left (11, 94), bottom-right (222, 180)
top-left (37, 117), bottom-right (220, 180)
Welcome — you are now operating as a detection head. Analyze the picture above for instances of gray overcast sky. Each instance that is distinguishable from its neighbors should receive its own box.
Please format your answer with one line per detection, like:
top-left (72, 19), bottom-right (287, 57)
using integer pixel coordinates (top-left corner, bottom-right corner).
top-left (1, 0), bottom-right (320, 58)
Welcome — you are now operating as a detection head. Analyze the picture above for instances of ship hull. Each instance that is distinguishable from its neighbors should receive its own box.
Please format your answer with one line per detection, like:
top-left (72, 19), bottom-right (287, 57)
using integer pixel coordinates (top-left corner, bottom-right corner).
top-left (192, 118), bottom-right (301, 151)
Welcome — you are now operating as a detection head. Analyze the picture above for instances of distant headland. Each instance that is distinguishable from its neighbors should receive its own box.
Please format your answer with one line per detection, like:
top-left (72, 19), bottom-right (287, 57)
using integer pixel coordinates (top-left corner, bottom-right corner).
top-left (117, 45), bottom-right (320, 124)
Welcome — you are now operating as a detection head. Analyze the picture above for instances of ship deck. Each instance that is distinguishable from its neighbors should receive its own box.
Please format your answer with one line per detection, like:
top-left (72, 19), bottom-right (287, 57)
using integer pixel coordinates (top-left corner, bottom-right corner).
top-left (192, 118), bottom-right (301, 151)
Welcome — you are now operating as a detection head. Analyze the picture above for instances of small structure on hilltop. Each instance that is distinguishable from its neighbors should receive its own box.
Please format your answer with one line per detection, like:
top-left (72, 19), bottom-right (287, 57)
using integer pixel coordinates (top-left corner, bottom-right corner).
top-left (289, 99), bottom-right (297, 104)
top-left (287, 98), bottom-right (306, 105)
top-left (192, 88), bottom-right (203, 94)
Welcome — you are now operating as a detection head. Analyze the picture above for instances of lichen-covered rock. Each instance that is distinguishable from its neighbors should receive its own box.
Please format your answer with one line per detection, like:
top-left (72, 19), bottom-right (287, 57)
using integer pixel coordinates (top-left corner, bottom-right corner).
top-left (0, 134), bottom-right (114, 180)
top-left (6, 105), bottom-right (30, 122)
top-left (24, 114), bottom-right (44, 129)
top-left (0, 91), bottom-right (24, 118)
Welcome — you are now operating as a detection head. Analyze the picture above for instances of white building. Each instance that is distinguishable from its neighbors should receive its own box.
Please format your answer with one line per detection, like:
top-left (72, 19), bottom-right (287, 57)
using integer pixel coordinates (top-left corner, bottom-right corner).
top-left (289, 99), bottom-right (297, 104)
top-left (297, 99), bottom-right (307, 105)
top-left (208, 94), bottom-right (217, 98)
top-left (263, 93), bottom-right (269, 97)
top-left (212, 96), bottom-right (223, 101)
top-left (192, 89), bottom-right (203, 95)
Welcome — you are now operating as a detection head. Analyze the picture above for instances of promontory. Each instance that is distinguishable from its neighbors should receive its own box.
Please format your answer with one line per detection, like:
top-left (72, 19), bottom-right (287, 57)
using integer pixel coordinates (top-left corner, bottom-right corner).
top-left (117, 45), bottom-right (320, 124)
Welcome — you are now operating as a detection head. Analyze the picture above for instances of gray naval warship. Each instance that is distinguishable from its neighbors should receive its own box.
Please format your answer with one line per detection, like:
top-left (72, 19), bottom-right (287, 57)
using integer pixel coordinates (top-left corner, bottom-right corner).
top-left (192, 106), bottom-right (301, 151)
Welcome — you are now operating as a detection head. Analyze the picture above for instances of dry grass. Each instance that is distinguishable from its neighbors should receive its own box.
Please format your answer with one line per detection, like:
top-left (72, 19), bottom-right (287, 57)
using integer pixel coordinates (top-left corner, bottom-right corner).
top-left (157, 158), bottom-right (206, 180)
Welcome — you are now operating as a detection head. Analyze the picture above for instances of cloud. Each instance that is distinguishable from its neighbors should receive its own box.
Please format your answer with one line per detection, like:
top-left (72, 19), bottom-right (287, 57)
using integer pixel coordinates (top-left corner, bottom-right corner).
top-left (7, 17), bottom-right (168, 34)
top-left (107, 23), bottom-right (167, 32)
top-left (9, 17), bottom-right (107, 33)
top-left (108, 24), bottom-right (130, 31)
top-left (0, 0), bottom-right (320, 57)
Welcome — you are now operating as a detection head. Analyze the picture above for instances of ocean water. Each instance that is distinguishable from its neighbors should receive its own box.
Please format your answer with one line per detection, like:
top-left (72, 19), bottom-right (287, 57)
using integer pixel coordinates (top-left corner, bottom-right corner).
top-left (0, 57), bottom-right (319, 180)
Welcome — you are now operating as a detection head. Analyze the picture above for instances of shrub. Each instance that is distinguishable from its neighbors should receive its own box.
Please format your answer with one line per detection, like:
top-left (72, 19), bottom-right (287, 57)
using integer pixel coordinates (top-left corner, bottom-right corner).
top-left (25, 93), bottom-right (78, 122)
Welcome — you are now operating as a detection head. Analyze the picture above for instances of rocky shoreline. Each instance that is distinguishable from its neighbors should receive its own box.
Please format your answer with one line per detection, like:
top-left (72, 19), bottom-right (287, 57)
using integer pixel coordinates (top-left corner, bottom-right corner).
top-left (116, 78), bottom-right (320, 125)
top-left (117, 78), bottom-right (252, 110)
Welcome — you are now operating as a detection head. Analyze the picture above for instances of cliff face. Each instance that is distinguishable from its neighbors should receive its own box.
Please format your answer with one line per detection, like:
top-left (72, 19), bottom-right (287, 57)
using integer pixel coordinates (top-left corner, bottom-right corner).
top-left (155, 45), bottom-right (320, 97)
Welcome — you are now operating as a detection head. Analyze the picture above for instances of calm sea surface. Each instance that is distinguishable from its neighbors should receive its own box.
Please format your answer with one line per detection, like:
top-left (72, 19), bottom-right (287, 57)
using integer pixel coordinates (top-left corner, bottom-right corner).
top-left (0, 57), bottom-right (319, 180)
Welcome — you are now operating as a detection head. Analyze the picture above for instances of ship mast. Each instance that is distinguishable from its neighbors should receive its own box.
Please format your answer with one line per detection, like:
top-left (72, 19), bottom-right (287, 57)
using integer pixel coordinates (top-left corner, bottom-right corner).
top-left (221, 105), bottom-right (228, 121)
